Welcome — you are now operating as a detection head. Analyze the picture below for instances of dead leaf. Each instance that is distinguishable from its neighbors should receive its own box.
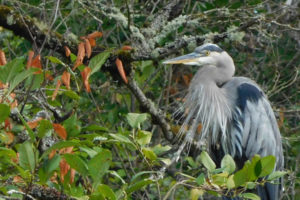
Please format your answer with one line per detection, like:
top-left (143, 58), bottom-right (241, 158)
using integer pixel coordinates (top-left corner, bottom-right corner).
top-left (88, 38), bottom-right (96, 47)
top-left (115, 58), bottom-right (128, 84)
top-left (5, 132), bottom-right (14, 145)
top-left (52, 79), bottom-right (61, 101)
top-left (84, 39), bottom-right (92, 58)
top-left (64, 46), bottom-right (71, 57)
top-left (11, 153), bottom-right (19, 163)
top-left (182, 75), bottom-right (190, 86)
top-left (26, 51), bottom-right (34, 69)
top-left (4, 118), bottom-right (12, 130)
top-left (73, 42), bottom-right (85, 70)
top-left (0, 50), bottom-right (7, 65)
top-left (13, 176), bottom-right (23, 183)
top-left (53, 123), bottom-right (67, 140)
top-left (121, 45), bottom-right (133, 51)
top-left (45, 72), bottom-right (54, 81)
top-left (61, 71), bottom-right (71, 89)
top-left (59, 158), bottom-right (70, 183)
top-left (59, 146), bottom-right (73, 154)
top-left (81, 67), bottom-right (91, 92)
top-left (70, 168), bottom-right (76, 184)
top-left (49, 150), bottom-right (56, 160)
top-left (87, 31), bottom-right (102, 39)
top-left (27, 117), bottom-right (43, 129)
top-left (197, 124), bottom-right (202, 134)
top-left (31, 55), bottom-right (43, 74)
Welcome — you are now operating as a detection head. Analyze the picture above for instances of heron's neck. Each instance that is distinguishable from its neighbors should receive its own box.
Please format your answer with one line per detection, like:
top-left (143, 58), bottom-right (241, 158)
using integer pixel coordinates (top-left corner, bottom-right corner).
top-left (179, 73), bottom-right (233, 150)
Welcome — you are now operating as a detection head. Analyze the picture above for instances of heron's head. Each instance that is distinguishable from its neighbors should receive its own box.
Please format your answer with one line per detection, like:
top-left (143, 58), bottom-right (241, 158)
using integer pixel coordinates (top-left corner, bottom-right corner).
top-left (163, 43), bottom-right (225, 66)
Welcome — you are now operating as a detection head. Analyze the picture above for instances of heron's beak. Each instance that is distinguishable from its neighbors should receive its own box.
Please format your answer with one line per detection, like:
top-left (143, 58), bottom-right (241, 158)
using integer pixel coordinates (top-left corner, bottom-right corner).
top-left (162, 52), bottom-right (202, 64)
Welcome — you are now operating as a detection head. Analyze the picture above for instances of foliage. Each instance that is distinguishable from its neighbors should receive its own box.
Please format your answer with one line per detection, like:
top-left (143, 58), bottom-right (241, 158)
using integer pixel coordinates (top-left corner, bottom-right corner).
top-left (0, 0), bottom-right (299, 199)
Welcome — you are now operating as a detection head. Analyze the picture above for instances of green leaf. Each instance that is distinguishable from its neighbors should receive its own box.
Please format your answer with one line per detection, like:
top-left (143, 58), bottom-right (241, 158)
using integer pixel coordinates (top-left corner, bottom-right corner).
top-left (233, 167), bottom-right (248, 187)
top-left (0, 147), bottom-right (17, 159)
top-left (126, 179), bottom-right (152, 195)
top-left (17, 110), bottom-right (35, 141)
top-left (0, 104), bottom-right (10, 123)
top-left (200, 151), bottom-right (216, 172)
top-left (46, 56), bottom-right (66, 66)
top-left (126, 113), bottom-right (148, 129)
top-left (64, 154), bottom-right (89, 176)
top-left (256, 155), bottom-right (276, 177)
top-left (89, 51), bottom-right (111, 75)
top-left (88, 149), bottom-right (112, 185)
top-left (63, 90), bottom-right (80, 100)
top-left (136, 130), bottom-right (152, 146)
top-left (0, 57), bottom-right (25, 83)
top-left (8, 68), bottom-right (38, 95)
top-left (142, 147), bottom-right (157, 161)
top-left (190, 188), bottom-right (204, 200)
top-left (248, 154), bottom-right (261, 181)
top-left (82, 124), bottom-right (108, 132)
top-left (109, 133), bottom-right (134, 145)
top-left (41, 141), bottom-right (80, 159)
top-left (267, 171), bottom-right (287, 181)
top-left (221, 154), bottom-right (236, 174)
top-left (18, 141), bottom-right (35, 173)
top-left (226, 175), bottom-right (235, 189)
top-left (196, 173), bottom-right (205, 185)
top-left (239, 192), bottom-right (260, 200)
top-left (152, 144), bottom-right (171, 155)
top-left (37, 119), bottom-right (53, 138)
top-left (95, 184), bottom-right (116, 200)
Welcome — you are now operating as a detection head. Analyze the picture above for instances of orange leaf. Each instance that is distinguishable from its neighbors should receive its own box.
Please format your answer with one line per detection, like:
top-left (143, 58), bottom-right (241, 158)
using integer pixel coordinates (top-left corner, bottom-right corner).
top-left (52, 79), bottom-right (61, 101)
top-left (61, 71), bottom-right (71, 89)
top-left (197, 124), bottom-right (202, 134)
top-left (88, 38), bottom-right (96, 47)
top-left (31, 55), bottom-right (43, 74)
top-left (49, 150), bottom-right (56, 160)
top-left (27, 117), bottom-right (42, 129)
top-left (182, 75), bottom-right (190, 86)
top-left (0, 50), bottom-right (7, 65)
top-left (121, 45), bottom-right (133, 51)
top-left (73, 42), bottom-right (85, 70)
top-left (5, 132), bottom-right (14, 145)
top-left (115, 58), bottom-right (128, 84)
top-left (13, 176), bottom-right (23, 183)
top-left (70, 168), bottom-right (76, 184)
top-left (45, 72), bottom-right (54, 81)
top-left (26, 50), bottom-right (34, 69)
top-left (81, 67), bottom-right (91, 92)
top-left (64, 46), bottom-right (71, 57)
top-left (59, 146), bottom-right (73, 154)
top-left (53, 123), bottom-right (67, 140)
top-left (59, 158), bottom-right (70, 183)
top-left (11, 153), bottom-right (19, 163)
top-left (5, 118), bottom-right (12, 130)
top-left (87, 31), bottom-right (103, 39)
top-left (84, 39), bottom-right (92, 58)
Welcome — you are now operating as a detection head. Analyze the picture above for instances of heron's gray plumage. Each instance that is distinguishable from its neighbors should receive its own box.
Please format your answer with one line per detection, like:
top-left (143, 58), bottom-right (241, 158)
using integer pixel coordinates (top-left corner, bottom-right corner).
top-left (163, 43), bottom-right (284, 200)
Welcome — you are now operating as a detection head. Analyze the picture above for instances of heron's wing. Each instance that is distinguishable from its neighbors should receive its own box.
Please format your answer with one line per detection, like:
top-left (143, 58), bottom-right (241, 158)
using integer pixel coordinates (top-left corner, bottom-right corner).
top-left (224, 78), bottom-right (283, 200)
top-left (224, 77), bottom-right (283, 169)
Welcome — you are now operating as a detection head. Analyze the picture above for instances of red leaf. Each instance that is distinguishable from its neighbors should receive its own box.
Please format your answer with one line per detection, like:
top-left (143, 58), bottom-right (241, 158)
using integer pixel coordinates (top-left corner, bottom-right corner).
top-left (70, 168), bottom-right (76, 184)
top-left (64, 46), bottom-right (71, 57)
top-left (115, 58), bottom-right (128, 84)
top-left (84, 39), bottom-right (92, 58)
top-left (73, 42), bottom-right (85, 70)
top-left (61, 71), bottom-right (71, 89)
top-left (121, 45), bottom-right (133, 51)
top-left (27, 117), bottom-right (43, 129)
top-left (31, 54), bottom-right (43, 74)
top-left (26, 51), bottom-right (34, 69)
top-left (4, 118), bottom-right (12, 130)
top-left (87, 31), bottom-right (102, 39)
top-left (49, 150), bottom-right (56, 160)
top-left (52, 79), bottom-right (61, 101)
top-left (53, 123), bottom-right (67, 140)
top-left (81, 67), bottom-right (91, 92)
top-left (59, 158), bottom-right (70, 183)
top-left (88, 38), bottom-right (96, 47)
top-left (0, 50), bottom-right (7, 65)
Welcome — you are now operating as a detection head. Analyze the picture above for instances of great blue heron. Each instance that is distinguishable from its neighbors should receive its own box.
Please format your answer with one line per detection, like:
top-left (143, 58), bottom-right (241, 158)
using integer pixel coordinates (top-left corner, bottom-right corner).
top-left (163, 43), bottom-right (284, 200)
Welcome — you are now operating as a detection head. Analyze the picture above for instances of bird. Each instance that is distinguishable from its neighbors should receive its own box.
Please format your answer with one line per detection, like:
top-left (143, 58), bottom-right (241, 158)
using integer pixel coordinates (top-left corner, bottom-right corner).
top-left (163, 43), bottom-right (284, 200)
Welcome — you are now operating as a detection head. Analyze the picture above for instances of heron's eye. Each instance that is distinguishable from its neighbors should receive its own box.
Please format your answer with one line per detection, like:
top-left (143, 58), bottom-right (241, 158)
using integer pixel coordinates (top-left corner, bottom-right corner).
top-left (205, 51), bottom-right (210, 56)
